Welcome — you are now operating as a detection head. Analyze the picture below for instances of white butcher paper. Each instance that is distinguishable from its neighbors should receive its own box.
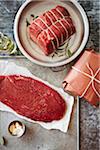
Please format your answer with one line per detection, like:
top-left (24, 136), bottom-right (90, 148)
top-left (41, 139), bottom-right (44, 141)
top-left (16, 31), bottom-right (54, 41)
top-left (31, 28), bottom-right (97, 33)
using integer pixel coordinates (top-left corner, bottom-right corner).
top-left (0, 61), bottom-right (74, 133)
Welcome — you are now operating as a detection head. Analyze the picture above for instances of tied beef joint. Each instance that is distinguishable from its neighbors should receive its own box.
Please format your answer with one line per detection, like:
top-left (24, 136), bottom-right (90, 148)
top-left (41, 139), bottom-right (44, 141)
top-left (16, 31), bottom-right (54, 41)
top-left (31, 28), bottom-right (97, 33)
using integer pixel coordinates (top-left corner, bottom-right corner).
top-left (0, 75), bottom-right (66, 122)
top-left (29, 5), bottom-right (76, 55)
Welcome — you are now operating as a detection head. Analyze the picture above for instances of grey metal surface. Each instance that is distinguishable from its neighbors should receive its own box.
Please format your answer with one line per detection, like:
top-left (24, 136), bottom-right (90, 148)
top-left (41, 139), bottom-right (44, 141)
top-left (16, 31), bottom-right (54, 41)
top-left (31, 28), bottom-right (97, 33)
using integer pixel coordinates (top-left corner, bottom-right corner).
top-left (0, 0), bottom-right (99, 150)
top-left (0, 59), bottom-right (78, 150)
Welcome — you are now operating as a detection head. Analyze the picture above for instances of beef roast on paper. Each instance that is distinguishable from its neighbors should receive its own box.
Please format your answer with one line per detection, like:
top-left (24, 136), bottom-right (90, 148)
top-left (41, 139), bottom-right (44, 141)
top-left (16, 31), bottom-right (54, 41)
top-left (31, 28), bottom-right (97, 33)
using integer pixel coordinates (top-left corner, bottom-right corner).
top-left (0, 61), bottom-right (74, 132)
top-left (29, 5), bottom-right (76, 55)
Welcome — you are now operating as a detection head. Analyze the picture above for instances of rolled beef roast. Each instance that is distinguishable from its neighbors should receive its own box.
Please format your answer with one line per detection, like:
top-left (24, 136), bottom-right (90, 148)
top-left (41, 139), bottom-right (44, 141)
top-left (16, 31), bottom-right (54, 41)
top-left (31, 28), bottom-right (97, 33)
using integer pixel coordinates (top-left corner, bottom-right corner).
top-left (29, 5), bottom-right (76, 55)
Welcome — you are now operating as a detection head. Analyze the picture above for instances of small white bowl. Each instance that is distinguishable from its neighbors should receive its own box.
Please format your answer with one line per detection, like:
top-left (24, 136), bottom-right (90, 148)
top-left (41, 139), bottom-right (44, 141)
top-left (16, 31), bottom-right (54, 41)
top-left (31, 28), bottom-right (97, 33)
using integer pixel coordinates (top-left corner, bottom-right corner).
top-left (8, 120), bottom-right (26, 138)
top-left (14, 0), bottom-right (89, 67)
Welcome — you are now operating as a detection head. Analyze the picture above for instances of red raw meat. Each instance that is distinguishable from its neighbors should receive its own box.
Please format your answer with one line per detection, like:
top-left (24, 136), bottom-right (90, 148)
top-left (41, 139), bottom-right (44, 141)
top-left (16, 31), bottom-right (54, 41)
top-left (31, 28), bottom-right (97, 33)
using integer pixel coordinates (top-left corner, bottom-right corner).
top-left (0, 75), bottom-right (66, 122)
top-left (29, 5), bottom-right (76, 55)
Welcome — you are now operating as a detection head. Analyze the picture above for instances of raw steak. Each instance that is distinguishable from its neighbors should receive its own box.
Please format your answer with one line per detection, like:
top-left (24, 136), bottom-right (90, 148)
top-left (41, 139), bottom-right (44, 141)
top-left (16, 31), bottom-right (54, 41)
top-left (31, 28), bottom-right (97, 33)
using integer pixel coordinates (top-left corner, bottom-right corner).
top-left (29, 5), bottom-right (76, 55)
top-left (0, 75), bottom-right (66, 122)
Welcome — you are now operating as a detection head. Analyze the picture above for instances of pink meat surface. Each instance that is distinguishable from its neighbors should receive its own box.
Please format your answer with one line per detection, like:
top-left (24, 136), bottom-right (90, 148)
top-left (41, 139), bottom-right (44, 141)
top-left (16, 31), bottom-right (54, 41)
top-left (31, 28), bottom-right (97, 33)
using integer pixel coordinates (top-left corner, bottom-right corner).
top-left (29, 5), bottom-right (76, 55)
top-left (0, 75), bottom-right (66, 122)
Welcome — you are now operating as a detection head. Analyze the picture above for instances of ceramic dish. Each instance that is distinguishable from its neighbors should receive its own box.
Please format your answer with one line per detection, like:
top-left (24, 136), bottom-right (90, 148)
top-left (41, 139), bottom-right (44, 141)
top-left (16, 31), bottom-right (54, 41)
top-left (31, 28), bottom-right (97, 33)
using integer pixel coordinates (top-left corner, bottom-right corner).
top-left (8, 120), bottom-right (26, 137)
top-left (14, 0), bottom-right (89, 67)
